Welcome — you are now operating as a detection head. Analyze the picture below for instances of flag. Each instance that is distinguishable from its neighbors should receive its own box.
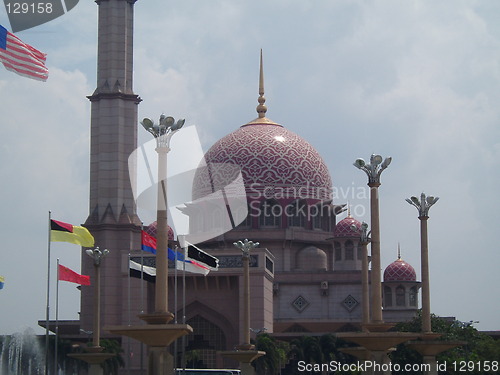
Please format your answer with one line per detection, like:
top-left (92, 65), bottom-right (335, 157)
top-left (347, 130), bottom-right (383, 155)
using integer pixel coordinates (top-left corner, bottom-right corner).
top-left (185, 242), bottom-right (219, 270)
top-left (0, 25), bottom-right (48, 81)
top-left (129, 248), bottom-right (211, 280)
top-left (0, 276), bottom-right (4, 289)
top-left (58, 264), bottom-right (90, 285)
top-left (141, 230), bottom-right (156, 254)
top-left (129, 260), bottom-right (156, 283)
top-left (168, 247), bottom-right (210, 276)
top-left (50, 219), bottom-right (95, 247)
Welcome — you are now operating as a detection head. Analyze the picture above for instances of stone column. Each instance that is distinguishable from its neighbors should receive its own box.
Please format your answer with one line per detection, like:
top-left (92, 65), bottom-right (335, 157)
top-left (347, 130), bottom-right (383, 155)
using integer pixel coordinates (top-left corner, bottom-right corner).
top-left (420, 215), bottom-right (431, 333)
top-left (368, 182), bottom-right (383, 324)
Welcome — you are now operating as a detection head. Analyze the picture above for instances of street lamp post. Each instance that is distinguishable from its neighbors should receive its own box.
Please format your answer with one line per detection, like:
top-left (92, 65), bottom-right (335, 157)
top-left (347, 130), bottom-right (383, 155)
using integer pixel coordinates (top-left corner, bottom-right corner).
top-left (105, 116), bottom-right (192, 375)
top-left (359, 222), bottom-right (371, 329)
top-left (353, 154), bottom-right (391, 324)
top-left (141, 114), bottom-right (184, 321)
top-left (85, 247), bottom-right (110, 350)
top-left (406, 193), bottom-right (439, 333)
top-left (233, 239), bottom-right (260, 350)
top-left (66, 248), bottom-right (114, 375)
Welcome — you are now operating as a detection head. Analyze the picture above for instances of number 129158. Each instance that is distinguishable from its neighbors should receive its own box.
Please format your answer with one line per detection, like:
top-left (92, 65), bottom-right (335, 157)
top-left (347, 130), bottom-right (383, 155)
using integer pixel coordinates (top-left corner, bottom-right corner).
top-left (6, 2), bottom-right (53, 14)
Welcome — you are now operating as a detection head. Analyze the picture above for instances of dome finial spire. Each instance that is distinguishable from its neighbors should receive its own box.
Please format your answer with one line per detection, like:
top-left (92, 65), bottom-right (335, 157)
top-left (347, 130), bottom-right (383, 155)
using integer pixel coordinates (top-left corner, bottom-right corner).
top-left (397, 242), bottom-right (401, 259)
top-left (256, 49), bottom-right (267, 118)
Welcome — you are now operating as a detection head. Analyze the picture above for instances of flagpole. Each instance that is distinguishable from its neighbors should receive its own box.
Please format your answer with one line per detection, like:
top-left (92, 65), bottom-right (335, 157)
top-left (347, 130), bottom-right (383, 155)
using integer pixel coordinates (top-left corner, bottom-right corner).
top-left (127, 252), bottom-right (131, 375)
top-left (174, 245), bottom-right (178, 370)
top-left (45, 210), bottom-right (51, 375)
top-left (55, 258), bottom-right (60, 375)
top-left (182, 240), bottom-right (187, 372)
top-left (140, 225), bottom-right (145, 374)
top-left (140, 224), bottom-right (144, 313)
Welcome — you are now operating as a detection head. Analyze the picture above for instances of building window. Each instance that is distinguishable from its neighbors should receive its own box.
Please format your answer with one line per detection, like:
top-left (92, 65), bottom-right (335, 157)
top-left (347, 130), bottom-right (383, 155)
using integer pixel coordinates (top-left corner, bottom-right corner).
top-left (396, 285), bottom-right (405, 306)
top-left (384, 286), bottom-right (392, 307)
top-left (259, 199), bottom-right (281, 228)
top-left (409, 286), bottom-right (417, 307)
top-left (287, 199), bottom-right (307, 228)
top-left (321, 206), bottom-right (332, 232)
top-left (312, 204), bottom-right (332, 231)
top-left (236, 205), bottom-right (252, 228)
top-left (345, 240), bottom-right (354, 260)
top-left (313, 209), bottom-right (322, 230)
top-left (334, 242), bottom-right (342, 261)
top-left (357, 244), bottom-right (362, 260)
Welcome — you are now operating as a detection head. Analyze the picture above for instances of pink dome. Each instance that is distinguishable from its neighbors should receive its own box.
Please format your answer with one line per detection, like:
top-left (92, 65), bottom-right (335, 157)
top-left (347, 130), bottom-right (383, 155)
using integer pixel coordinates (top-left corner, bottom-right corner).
top-left (193, 120), bottom-right (332, 202)
top-left (334, 216), bottom-right (362, 237)
top-left (384, 258), bottom-right (417, 282)
top-left (145, 221), bottom-right (175, 241)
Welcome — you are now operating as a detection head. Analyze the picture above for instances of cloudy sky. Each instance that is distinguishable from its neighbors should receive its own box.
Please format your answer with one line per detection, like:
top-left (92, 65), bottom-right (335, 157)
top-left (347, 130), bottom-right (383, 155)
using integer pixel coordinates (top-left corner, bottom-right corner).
top-left (0, 0), bottom-right (499, 336)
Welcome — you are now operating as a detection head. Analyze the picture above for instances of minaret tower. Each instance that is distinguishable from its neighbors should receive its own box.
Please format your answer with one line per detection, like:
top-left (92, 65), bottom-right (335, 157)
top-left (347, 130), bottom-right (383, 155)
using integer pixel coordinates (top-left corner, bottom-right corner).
top-left (81, 0), bottom-right (142, 338)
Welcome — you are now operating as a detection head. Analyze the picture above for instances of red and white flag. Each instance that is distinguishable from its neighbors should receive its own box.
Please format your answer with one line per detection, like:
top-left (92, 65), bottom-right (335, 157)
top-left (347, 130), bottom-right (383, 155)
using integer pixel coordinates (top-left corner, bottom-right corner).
top-left (0, 24), bottom-right (49, 81)
top-left (58, 264), bottom-right (90, 285)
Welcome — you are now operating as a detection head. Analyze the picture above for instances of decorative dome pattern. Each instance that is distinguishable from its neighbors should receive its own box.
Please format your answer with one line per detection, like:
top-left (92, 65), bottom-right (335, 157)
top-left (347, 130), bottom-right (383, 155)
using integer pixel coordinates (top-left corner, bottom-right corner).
top-left (145, 221), bottom-right (175, 241)
top-left (192, 123), bottom-right (333, 202)
top-left (384, 258), bottom-right (417, 282)
top-left (334, 216), bottom-right (362, 238)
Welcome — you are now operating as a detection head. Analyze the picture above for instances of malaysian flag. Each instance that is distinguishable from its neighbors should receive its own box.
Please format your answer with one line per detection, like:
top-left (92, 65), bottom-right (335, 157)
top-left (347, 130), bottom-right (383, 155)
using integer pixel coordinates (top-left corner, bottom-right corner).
top-left (0, 25), bottom-right (49, 81)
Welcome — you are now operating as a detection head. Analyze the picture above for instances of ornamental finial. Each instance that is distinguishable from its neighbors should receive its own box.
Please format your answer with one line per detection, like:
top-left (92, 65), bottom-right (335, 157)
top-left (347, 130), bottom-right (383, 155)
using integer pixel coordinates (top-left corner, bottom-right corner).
top-left (256, 49), bottom-right (267, 118)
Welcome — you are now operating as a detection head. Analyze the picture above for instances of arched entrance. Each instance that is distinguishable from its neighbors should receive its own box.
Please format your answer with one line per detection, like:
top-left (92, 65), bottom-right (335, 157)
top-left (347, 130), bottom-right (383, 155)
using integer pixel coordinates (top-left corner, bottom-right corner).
top-left (179, 315), bottom-right (226, 369)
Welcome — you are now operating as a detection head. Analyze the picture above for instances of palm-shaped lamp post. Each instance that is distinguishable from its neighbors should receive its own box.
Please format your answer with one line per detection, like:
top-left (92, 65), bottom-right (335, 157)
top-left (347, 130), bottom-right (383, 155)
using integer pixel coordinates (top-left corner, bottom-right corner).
top-left (141, 114), bottom-right (184, 321)
top-left (222, 239), bottom-right (265, 375)
top-left (106, 115), bottom-right (191, 375)
top-left (353, 154), bottom-right (391, 324)
top-left (351, 222), bottom-right (371, 329)
top-left (69, 248), bottom-right (113, 375)
top-left (233, 239), bottom-right (260, 350)
top-left (406, 193), bottom-right (439, 333)
top-left (85, 247), bottom-right (110, 350)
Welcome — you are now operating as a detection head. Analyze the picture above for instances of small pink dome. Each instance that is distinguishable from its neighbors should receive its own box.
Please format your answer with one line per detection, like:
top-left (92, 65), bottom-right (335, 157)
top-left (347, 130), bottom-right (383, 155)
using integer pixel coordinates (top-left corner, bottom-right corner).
top-left (333, 216), bottom-right (362, 237)
top-left (145, 221), bottom-right (175, 241)
top-left (384, 258), bottom-right (417, 282)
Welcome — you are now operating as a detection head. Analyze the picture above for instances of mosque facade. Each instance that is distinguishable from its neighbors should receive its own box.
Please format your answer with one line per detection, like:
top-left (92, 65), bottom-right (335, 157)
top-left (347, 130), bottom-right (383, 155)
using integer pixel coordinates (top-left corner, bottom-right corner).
top-left (68, 0), bottom-right (422, 372)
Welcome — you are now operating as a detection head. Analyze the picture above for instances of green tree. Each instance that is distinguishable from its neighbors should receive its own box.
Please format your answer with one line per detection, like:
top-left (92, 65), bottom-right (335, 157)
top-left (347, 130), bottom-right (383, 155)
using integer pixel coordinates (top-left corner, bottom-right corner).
top-left (253, 333), bottom-right (289, 375)
top-left (99, 339), bottom-right (125, 375)
top-left (392, 311), bottom-right (500, 375)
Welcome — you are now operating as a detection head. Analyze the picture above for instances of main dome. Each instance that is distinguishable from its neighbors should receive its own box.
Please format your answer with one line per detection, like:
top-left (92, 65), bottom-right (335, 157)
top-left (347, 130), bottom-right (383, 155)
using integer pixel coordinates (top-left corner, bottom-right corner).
top-left (192, 120), bottom-right (333, 202)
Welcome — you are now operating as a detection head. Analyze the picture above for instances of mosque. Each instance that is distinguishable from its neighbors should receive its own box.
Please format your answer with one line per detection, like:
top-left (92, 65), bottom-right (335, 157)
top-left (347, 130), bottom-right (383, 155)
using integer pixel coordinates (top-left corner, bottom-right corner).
top-left (44, 0), bottom-right (423, 372)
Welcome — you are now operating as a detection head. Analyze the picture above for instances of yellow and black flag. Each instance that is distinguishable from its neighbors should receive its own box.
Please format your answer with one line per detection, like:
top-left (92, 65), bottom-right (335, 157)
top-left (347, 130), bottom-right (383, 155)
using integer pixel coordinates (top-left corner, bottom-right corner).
top-left (50, 219), bottom-right (94, 247)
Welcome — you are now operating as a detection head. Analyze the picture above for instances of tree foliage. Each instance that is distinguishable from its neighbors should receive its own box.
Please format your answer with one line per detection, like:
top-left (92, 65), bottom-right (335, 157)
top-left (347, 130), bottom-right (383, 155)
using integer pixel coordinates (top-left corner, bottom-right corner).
top-left (392, 311), bottom-right (500, 374)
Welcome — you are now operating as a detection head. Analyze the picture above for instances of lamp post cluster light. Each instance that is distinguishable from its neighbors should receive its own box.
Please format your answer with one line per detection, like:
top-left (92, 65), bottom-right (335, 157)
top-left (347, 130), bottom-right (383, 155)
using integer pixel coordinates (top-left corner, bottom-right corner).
top-left (106, 114), bottom-right (192, 375)
top-left (141, 114), bottom-right (185, 321)
top-left (353, 154), bottom-right (391, 325)
top-left (350, 221), bottom-right (371, 329)
top-left (220, 239), bottom-right (265, 375)
top-left (233, 239), bottom-right (260, 350)
top-left (406, 193), bottom-right (439, 333)
top-left (85, 247), bottom-right (110, 350)
top-left (68, 247), bottom-right (113, 375)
